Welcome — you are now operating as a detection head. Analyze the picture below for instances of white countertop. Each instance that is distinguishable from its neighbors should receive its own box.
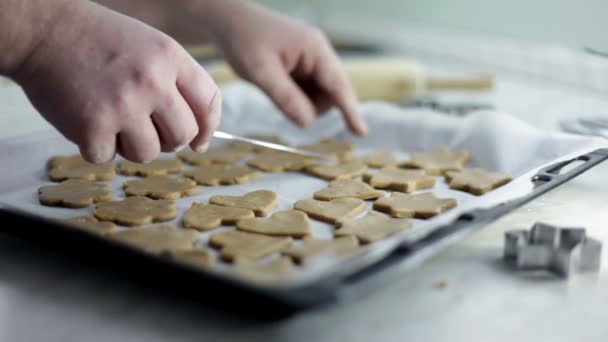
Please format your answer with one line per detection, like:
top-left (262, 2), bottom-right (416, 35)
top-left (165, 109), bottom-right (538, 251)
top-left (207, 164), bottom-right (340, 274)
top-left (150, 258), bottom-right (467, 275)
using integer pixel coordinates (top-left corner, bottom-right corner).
top-left (1, 31), bottom-right (608, 341)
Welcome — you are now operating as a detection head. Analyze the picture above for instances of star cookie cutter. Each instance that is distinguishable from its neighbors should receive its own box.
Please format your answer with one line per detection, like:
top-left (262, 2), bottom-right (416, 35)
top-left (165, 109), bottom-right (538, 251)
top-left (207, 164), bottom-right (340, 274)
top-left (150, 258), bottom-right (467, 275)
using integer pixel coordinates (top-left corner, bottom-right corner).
top-left (504, 222), bottom-right (602, 277)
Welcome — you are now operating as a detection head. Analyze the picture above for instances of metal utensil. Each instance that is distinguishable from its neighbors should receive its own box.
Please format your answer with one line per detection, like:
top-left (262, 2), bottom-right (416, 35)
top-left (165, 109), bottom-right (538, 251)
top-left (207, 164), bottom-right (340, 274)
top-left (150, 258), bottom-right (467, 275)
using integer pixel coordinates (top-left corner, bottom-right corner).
top-left (212, 131), bottom-right (334, 160)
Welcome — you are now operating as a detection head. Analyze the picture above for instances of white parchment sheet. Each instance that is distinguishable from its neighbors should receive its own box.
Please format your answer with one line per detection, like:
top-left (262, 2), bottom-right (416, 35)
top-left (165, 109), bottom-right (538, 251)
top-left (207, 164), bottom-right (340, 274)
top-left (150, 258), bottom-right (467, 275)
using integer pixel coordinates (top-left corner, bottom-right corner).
top-left (0, 82), bottom-right (605, 286)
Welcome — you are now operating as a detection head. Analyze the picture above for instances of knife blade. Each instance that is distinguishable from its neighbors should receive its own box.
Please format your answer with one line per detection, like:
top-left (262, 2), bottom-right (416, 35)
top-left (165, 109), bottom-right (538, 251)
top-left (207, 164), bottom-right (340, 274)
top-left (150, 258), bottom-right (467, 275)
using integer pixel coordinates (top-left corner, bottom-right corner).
top-left (212, 131), bottom-right (334, 160)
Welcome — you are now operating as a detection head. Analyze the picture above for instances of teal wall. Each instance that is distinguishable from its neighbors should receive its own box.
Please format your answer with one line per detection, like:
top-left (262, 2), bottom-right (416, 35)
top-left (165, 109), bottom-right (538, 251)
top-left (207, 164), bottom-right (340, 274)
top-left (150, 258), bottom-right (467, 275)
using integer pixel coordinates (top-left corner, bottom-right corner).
top-left (257, 0), bottom-right (606, 50)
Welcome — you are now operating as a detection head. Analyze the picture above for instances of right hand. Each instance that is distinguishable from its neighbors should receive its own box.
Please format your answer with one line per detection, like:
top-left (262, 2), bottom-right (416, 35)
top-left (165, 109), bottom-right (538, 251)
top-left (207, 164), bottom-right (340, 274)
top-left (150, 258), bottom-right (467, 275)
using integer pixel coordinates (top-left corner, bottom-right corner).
top-left (14, 0), bottom-right (221, 163)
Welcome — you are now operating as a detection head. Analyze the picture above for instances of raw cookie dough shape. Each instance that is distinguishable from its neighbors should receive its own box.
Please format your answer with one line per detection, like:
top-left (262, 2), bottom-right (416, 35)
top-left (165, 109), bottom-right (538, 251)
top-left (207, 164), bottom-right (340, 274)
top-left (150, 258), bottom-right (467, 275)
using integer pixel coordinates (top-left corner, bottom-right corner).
top-left (445, 168), bottom-right (512, 195)
top-left (118, 159), bottom-right (184, 177)
top-left (232, 257), bottom-right (295, 285)
top-left (123, 175), bottom-right (199, 199)
top-left (49, 155), bottom-right (116, 182)
top-left (95, 196), bottom-right (177, 226)
top-left (299, 139), bottom-right (355, 159)
top-left (294, 198), bottom-right (366, 224)
top-left (314, 179), bottom-right (384, 201)
top-left (336, 211), bottom-right (412, 244)
top-left (108, 225), bottom-right (199, 254)
top-left (209, 230), bottom-right (292, 262)
top-left (356, 151), bottom-right (399, 168)
top-left (283, 236), bottom-right (359, 264)
top-left (401, 147), bottom-right (470, 175)
top-left (308, 160), bottom-right (368, 180)
top-left (177, 145), bottom-right (250, 165)
top-left (374, 192), bottom-right (457, 218)
top-left (232, 134), bottom-right (288, 153)
top-left (183, 203), bottom-right (255, 231)
top-left (363, 167), bottom-right (436, 192)
top-left (39, 179), bottom-right (112, 208)
top-left (247, 151), bottom-right (318, 172)
top-left (184, 164), bottom-right (260, 186)
top-left (167, 249), bottom-right (215, 269)
top-left (61, 216), bottom-right (117, 235)
top-left (209, 190), bottom-right (278, 216)
top-left (237, 210), bottom-right (312, 238)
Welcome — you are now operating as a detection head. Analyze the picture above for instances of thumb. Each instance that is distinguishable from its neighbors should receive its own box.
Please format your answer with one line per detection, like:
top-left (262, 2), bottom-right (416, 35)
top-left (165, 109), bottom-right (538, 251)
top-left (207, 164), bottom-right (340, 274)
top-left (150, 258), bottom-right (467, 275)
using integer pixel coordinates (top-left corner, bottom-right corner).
top-left (247, 59), bottom-right (316, 127)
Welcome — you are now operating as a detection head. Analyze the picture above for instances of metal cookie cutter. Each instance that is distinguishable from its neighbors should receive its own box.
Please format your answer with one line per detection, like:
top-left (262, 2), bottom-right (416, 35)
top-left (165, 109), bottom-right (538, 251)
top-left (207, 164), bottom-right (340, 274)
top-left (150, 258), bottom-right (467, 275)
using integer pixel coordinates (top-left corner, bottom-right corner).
top-left (504, 223), bottom-right (602, 277)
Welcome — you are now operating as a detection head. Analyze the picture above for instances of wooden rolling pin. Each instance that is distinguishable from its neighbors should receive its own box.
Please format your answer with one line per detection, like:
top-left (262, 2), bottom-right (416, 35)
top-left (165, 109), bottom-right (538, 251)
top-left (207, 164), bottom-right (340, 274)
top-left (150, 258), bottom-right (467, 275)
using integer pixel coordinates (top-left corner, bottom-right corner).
top-left (204, 58), bottom-right (493, 102)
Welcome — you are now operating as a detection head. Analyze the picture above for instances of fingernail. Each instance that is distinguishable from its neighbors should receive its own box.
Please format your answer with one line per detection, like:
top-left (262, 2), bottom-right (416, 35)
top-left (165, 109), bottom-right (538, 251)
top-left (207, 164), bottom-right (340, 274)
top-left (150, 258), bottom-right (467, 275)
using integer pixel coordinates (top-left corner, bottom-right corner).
top-left (172, 144), bottom-right (186, 153)
top-left (359, 120), bottom-right (369, 136)
top-left (90, 145), bottom-right (114, 164)
top-left (195, 142), bottom-right (209, 153)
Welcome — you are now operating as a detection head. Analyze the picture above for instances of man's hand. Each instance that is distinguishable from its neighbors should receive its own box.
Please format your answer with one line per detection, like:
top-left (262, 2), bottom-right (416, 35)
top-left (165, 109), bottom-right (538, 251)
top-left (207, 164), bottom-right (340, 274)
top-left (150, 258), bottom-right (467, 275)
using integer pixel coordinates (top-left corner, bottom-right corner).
top-left (12, 0), bottom-right (221, 163)
top-left (203, 1), bottom-right (367, 135)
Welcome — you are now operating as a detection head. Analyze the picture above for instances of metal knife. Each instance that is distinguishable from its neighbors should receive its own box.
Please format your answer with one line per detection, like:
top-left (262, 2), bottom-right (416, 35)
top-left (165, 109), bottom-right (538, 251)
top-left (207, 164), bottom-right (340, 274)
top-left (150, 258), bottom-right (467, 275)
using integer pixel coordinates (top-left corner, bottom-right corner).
top-left (212, 131), bottom-right (333, 160)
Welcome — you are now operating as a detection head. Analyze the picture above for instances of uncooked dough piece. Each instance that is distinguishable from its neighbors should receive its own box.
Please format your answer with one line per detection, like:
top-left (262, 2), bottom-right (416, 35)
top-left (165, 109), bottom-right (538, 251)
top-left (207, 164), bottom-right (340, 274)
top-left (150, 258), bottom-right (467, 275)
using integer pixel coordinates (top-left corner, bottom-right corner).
top-left (232, 257), bottom-right (295, 285)
top-left (108, 225), bottom-right (199, 254)
top-left (237, 210), bottom-right (311, 238)
top-left (183, 203), bottom-right (254, 231)
top-left (313, 179), bottom-right (384, 201)
top-left (183, 164), bottom-right (260, 185)
top-left (95, 196), bottom-right (177, 226)
top-left (118, 159), bottom-right (183, 177)
top-left (209, 189), bottom-right (278, 216)
top-left (231, 134), bottom-right (288, 153)
top-left (123, 175), bottom-right (199, 199)
top-left (335, 211), bottom-right (411, 244)
top-left (247, 151), bottom-right (318, 172)
top-left (61, 216), bottom-right (117, 235)
top-left (364, 167), bottom-right (436, 192)
top-left (355, 151), bottom-right (399, 168)
top-left (282, 236), bottom-right (359, 264)
top-left (445, 168), bottom-right (512, 195)
top-left (307, 160), bottom-right (368, 180)
top-left (177, 145), bottom-right (250, 165)
top-left (209, 230), bottom-right (292, 262)
top-left (294, 198), bottom-right (366, 224)
top-left (39, 179), bottom-right (112, 208)
top-left (168, 249), bottom-right (215, 269)
top-left (373, 192), bottom-right (457, 218)
top-left (401, 147), bottom-right (470, 175)
top-left (299, 139), bottom-right (355, 159)
top-left (49, 155), bottom-right (116, 182)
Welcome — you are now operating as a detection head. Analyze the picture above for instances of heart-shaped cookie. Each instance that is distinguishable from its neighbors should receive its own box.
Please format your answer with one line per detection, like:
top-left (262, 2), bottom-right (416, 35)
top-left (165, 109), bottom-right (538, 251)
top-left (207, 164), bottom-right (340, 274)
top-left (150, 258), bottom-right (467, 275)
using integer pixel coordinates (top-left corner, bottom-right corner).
top-left (237, 210), bottom-right (311, 238)
top-left (335, 211), bottom-right (411, 244)
top-left (39, 179), bottom-right (112, 208)
top-left (293, 198), bottom-right (366, 224)
top-left (209, 190), bottom-right (278, 216)
top-left (209, 230), bottom-right (292, 262)
top-left (95, 196), bottom-right (177, 226)
top-left (183, 203), bottom-right (255, 231)
top-left (313, 179), bottom-right (385, 201)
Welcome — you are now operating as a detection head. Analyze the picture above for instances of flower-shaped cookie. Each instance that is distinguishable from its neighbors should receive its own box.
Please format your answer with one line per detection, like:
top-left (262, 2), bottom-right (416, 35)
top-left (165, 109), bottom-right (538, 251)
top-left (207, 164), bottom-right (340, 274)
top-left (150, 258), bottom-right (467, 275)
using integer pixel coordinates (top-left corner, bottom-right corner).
top-left (118, 159), bottom-right (183, 177)
top-left (123, 175), bottom-right (199, 199)
top-left (95, 196), bottom-right (177, 226)
top-left (48, 155), bottom-right (115, 182)
top-left (39, 179), bottom-right (112, 208)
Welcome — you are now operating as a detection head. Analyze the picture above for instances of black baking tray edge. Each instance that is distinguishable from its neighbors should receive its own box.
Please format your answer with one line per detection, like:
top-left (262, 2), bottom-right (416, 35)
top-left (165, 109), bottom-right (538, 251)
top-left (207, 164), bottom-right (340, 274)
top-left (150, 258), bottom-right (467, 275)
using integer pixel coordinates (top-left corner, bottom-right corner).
top-left (0, 148), bottom-right (607, 320)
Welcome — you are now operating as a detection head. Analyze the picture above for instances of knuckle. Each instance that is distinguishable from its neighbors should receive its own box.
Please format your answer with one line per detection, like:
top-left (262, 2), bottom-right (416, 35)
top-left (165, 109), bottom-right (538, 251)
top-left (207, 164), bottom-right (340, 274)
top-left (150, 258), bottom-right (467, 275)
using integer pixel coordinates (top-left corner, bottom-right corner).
top-left (131, 63), bottom-right (162, 91)
top-left (305, 27), bottom-right (327, 45)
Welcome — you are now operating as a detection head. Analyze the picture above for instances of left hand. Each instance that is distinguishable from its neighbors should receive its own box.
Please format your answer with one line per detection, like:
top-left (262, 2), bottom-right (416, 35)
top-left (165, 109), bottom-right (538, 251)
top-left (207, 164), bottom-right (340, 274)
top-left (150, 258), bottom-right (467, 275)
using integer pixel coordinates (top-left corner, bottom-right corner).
top-left (206, 1), bottom-right (367, 135)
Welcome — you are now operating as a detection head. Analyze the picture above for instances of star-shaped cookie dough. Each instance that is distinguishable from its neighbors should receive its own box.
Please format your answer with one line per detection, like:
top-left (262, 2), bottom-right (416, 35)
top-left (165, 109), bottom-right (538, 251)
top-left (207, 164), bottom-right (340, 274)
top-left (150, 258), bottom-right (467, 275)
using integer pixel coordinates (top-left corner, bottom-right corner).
top-left (61, 216), bottom-right (117, 235)
top-left (177, 145), bottom-right (250, 165)
top-left (313, 179), bottom-right (385, 201)
top-left (401, 147), bottom-right (470, 175)
top-left (39, 179), bottom-right (112, 208)
top-left (183, 203), bottom-right (255, 231)
top-left (299, 139), bottom-right (355, 159)
top-left (355, 151), bottom-right (399, 168)
top-left (108, 225), bottom-right (199, 254)
top-left (335, 211), bottom-right (412, 244)
top-left (247, 151), bottom-right (318, 172)
top-left (95, 196), bottom-right (177, 226)
top-left (445, 168), bottom-right (512, 195)
top-left (363, 167), bottom-right (436, 192)
top-left (118, 159), bottom-right (183, 177)
top-left (374, 192), bottom-right (457, 218)
top-left (123, 175), bottom-right (199, 199)
top-left (294, 198), bottom-right (366, 224)
top-left (209, 190), bottom-right (278, 216)
top-left (283, 236), bottom-right (359, 264)
top-left (183, 164), bottom-right (260, 186)
top-left (48, 155), bottom-right (115, 182)
top-left (237, 210), bottom-right (312, 238)
top-left (209, 230), bottom-right (292, 262)
top-left (307, 160), bottom-right (368, 180)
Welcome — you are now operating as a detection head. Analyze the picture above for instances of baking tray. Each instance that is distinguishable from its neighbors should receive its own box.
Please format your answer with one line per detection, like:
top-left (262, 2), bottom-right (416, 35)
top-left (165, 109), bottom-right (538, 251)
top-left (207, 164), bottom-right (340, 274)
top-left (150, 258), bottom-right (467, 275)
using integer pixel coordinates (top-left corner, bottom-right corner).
top-left (0, 84), bottom-right (606, 317)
